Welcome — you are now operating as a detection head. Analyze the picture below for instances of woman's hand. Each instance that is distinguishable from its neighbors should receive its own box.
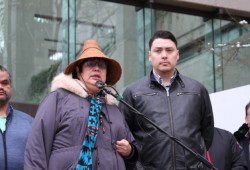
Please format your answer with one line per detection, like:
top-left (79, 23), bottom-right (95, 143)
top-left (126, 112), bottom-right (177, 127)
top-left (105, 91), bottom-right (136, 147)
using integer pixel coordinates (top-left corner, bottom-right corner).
top-left (115, 139), bottom-right (132, 157)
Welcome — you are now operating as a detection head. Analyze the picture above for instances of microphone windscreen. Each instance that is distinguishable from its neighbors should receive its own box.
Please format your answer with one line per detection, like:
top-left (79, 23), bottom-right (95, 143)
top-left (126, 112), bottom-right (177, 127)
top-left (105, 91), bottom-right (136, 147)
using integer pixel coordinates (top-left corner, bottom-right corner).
top-left (96, 80), bottom-right (105, 88)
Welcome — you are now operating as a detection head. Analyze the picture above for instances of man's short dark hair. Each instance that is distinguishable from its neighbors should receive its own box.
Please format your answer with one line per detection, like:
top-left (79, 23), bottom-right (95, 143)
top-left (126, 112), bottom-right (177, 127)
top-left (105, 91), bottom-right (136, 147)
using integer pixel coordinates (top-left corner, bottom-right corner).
top-left (0, 65), bottom-right (11, 83)
top-left (149, 30), bottom-right (178, 50)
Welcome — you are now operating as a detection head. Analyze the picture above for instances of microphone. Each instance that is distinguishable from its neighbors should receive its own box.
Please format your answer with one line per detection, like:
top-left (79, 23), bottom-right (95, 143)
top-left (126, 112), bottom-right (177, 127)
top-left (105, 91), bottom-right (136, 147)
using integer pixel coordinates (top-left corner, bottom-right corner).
top-left (96, 80), bottom-right (106, 89)
top-left (96, 80), bottom-right (123, 101)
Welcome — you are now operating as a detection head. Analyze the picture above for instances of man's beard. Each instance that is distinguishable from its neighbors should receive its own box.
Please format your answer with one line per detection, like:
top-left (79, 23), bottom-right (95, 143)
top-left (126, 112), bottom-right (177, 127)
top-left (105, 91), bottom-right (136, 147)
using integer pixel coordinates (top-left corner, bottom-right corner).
top-left (0, 94), bottom-right (11, 107)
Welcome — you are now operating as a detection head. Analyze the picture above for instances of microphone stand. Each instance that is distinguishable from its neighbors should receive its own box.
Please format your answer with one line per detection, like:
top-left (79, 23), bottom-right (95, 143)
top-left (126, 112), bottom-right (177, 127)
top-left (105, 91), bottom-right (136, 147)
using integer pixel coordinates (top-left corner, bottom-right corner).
top-left (100, 85), bottom-right (219, 170)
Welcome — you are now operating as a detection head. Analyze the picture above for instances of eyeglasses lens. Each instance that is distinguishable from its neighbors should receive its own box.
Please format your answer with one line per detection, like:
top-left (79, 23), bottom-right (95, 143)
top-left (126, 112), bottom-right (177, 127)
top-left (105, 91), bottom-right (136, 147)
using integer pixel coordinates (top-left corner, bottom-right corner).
top-left (86, 59), bottom-right (107, 69)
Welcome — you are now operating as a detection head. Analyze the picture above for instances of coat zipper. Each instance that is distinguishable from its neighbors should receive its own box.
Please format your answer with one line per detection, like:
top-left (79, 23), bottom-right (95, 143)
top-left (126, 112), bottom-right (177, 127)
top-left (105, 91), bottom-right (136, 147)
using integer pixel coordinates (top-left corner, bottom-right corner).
top-left (134, 92), bottom-right (158, 98)
top-left (166, 89), bottom-right (176, 170)
top-left (177, 92), bottom-right (200, 96)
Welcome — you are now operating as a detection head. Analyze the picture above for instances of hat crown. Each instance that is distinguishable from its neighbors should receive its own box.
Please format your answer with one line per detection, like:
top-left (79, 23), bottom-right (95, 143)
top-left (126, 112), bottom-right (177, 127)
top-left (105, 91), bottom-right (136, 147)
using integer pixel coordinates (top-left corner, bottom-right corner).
top-left (64, 39), bottom-right (122, 85)
top-left (83, 39), bottom-right (101, 52)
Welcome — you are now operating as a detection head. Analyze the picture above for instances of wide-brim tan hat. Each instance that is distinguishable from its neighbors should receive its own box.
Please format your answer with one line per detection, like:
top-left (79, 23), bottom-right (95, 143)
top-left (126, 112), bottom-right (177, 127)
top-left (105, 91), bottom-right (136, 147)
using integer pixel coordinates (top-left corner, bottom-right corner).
top-left (64, 39), bottom-right (122, 85)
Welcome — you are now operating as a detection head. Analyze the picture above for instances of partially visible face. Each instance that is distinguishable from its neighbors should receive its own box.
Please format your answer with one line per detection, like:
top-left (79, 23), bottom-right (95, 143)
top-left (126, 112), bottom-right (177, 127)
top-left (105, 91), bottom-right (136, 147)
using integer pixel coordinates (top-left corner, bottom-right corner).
top-left (78, 58), bottom-right (107, 94)
top-left (0, 70), bottom-right (12, 106)
top-left (245, 106), bottom-right (250, 127)
top-left (149, 38), bottom-right (179, 76)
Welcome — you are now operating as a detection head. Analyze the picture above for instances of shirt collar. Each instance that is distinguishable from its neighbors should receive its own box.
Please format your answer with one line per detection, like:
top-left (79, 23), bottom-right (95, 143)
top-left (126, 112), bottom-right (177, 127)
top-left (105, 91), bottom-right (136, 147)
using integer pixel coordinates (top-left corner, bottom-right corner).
top-left (153, 69), bottom-right (177, 87)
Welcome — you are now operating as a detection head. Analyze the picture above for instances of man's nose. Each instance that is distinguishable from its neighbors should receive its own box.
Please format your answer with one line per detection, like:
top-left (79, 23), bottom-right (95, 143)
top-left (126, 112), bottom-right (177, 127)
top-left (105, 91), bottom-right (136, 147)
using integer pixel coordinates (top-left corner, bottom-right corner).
top-left (162, 50), bottom-right (168, 58)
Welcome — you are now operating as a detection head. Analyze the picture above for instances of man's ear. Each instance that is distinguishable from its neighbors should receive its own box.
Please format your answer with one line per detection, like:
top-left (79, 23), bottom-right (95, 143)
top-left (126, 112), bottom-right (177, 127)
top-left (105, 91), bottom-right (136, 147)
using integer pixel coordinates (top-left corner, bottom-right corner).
top-left (177, 50), bottom-right (180, 61)
top-left (148, 51), bottom-right (152, 62)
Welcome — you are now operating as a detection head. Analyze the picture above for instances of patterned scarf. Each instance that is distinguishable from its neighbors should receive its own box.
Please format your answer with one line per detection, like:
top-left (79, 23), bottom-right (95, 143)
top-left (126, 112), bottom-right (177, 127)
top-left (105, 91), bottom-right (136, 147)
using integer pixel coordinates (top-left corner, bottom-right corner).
top-left (76, 94), bottom-right (104, 170)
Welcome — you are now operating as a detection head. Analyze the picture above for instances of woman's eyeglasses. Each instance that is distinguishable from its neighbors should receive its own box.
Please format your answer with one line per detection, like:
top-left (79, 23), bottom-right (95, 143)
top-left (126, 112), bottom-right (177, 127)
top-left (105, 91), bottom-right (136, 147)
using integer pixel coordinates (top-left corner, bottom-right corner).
top-left (84, 59), bottom-right (107, 69)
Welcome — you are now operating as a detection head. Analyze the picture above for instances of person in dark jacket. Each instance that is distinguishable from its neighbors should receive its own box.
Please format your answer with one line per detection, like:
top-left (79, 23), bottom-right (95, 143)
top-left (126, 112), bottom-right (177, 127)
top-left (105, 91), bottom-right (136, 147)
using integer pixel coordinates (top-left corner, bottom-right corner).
top-left (233, 101), bottom-right (250, 168)
top-left (207, 127), bottom-right (248, 170)
top-left (0, 65), bottom-right (33, 170)
top-left (119, 30), bottom-right (214, 170)
top-left (24, 39), bottom-right (138, 170)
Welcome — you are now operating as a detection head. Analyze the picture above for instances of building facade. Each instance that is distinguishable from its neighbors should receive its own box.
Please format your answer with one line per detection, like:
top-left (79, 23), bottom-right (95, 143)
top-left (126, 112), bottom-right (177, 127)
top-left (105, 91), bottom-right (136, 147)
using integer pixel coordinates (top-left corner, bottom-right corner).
top-left (0, 0), bottom-right (250, 116)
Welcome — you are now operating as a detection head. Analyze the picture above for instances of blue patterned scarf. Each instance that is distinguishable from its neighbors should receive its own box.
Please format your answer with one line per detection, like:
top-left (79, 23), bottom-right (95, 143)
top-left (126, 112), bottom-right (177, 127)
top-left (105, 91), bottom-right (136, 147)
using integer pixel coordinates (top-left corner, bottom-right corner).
top-left (76, 94), bottom-right (104, 170)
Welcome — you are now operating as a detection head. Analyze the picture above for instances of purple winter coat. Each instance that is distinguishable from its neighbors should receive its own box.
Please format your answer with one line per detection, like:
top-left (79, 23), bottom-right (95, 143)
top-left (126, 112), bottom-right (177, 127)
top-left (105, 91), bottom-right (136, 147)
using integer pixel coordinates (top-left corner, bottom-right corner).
top-left (24, 73), bottom-right (137, 170)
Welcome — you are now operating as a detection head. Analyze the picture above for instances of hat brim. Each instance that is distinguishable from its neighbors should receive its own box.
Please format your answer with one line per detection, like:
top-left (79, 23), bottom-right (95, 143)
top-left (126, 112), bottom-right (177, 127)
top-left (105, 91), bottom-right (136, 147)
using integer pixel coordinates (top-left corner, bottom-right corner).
top-left (64, 55), bottom-right (122, 85)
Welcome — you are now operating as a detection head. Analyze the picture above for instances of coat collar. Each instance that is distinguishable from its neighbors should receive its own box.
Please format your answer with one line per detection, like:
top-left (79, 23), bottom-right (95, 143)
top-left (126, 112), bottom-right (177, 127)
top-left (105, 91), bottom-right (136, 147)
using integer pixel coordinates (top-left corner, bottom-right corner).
top-left (50, 73), bottom-right (118, 105)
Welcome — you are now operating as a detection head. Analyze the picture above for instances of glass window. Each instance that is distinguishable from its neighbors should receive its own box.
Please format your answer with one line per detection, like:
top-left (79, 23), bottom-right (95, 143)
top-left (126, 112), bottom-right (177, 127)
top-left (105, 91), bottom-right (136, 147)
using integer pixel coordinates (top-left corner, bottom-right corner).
top-left (0, 0), bottom-right (250, 111)
top-left (151, 9), bottom-right (250, 93)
